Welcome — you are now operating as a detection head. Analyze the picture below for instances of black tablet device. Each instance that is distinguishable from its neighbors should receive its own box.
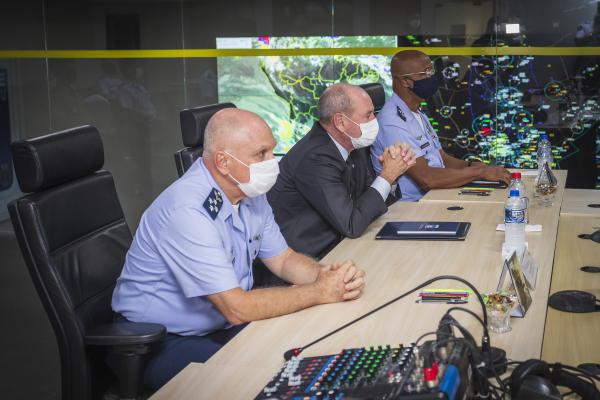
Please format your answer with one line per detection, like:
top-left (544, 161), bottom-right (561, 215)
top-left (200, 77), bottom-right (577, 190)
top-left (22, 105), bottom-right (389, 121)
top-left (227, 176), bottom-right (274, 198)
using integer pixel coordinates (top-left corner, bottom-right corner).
top-left (463, 180), bottom-right (507, 189)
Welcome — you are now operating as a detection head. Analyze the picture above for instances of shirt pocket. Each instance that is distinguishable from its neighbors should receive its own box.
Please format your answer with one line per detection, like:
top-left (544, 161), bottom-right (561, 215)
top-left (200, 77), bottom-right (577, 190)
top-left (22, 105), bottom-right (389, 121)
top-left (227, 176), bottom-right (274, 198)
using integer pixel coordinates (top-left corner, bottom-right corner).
top-left (248, 232), bottom-right (262, 260)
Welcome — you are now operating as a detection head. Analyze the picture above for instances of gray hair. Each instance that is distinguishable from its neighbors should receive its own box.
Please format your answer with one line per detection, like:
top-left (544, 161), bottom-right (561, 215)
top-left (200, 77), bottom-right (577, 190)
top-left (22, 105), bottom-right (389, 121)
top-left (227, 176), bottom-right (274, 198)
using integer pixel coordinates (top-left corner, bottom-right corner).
top-left (318, 83), bottom-right (355, 123)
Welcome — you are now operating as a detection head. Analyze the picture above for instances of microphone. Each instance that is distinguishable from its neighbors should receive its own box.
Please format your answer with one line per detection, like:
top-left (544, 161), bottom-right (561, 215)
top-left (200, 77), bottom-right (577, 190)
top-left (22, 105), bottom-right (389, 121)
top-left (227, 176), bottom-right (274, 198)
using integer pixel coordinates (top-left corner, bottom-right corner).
top-left (282, 275), bottom-right (489, 360)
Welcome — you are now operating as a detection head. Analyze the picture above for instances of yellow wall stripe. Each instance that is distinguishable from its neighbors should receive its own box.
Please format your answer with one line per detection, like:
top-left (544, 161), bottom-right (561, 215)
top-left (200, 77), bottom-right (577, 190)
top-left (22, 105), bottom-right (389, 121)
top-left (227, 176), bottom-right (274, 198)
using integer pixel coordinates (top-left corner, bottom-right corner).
top-left (0, 47), bottom-right (598, 59)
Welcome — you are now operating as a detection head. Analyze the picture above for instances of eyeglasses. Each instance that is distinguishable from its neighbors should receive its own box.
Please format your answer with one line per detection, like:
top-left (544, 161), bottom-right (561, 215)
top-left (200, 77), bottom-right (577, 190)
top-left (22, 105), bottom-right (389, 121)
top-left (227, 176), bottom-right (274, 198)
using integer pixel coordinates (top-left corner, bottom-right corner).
top-left (396, 65), bottom-right (436, 79)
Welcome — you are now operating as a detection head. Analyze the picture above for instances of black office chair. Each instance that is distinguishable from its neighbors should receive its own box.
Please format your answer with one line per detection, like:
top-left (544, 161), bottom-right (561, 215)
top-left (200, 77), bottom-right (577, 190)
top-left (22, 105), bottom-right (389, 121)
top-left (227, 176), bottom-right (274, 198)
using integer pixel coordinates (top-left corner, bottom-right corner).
top-left (8, 126), bottom-right (166, 400)
top-left (359, 82), bottom-right (386, 114)
top-left (174, 102), bottom-right (237, 177)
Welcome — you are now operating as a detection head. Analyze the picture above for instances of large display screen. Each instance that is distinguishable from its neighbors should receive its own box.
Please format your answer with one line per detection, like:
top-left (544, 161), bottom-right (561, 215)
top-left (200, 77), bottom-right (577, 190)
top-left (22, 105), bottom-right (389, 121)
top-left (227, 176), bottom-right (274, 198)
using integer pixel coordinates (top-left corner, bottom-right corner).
top-left (217, 36), bottom-right (396, 153)
top-left (217, 36), bottom-right (600, 188)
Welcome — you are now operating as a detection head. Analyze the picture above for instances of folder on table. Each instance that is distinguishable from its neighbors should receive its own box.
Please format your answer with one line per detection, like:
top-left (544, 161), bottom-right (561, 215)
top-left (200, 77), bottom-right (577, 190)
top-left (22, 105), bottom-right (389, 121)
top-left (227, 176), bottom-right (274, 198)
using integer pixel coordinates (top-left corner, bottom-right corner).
top-left (375, 221), bottom-right (471, 241)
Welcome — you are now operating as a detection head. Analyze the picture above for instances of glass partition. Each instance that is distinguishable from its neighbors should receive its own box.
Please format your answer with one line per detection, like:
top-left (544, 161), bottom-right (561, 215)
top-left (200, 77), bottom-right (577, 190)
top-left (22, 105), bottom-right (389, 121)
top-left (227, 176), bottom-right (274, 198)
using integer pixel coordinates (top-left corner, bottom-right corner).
top-left (0, 0), bottom-right (598, 229)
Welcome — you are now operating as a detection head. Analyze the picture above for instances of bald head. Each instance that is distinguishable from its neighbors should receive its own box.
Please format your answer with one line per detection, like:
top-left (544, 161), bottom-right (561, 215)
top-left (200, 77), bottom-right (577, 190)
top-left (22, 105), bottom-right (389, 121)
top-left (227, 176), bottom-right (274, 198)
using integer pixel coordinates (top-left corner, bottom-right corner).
top-left (391, 50), bottom-right (430, 77)
top-left (202, 108), bottom-right (277, 203)
top-left (203, 108), bottom-right (271, 157)
top-left (318, 83), bottom-right (370, 123)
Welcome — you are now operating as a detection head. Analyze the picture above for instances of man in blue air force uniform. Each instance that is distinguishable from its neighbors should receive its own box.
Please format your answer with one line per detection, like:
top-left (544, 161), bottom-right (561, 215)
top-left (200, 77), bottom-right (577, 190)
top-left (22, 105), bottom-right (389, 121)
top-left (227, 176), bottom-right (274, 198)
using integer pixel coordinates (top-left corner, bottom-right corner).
top-left (372, 50), bottom-right (511, 202)
top-left (112, 108), bottom-right (366, 390)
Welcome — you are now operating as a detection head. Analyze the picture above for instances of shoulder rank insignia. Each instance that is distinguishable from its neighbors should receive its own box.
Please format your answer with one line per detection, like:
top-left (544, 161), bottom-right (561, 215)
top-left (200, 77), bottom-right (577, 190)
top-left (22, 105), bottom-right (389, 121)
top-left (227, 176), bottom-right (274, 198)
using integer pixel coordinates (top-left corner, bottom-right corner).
top-left (396, 106), bottom-right (406, 121)
top-left (203, 188), bottom-right (223, 220)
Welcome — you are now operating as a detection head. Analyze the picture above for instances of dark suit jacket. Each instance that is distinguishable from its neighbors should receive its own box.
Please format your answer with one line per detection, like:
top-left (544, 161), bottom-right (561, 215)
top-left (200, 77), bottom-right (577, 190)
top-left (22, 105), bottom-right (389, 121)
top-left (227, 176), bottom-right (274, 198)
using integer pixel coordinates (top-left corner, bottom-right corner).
top-left (268, 122), bottom-right (387, 259)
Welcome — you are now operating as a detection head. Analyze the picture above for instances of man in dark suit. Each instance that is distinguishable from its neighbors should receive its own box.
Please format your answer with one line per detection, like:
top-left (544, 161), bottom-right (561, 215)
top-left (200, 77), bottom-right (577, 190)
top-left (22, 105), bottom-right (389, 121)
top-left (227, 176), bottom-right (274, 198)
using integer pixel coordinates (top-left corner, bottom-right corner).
top-left (268, 83), bottom-right (416, 259)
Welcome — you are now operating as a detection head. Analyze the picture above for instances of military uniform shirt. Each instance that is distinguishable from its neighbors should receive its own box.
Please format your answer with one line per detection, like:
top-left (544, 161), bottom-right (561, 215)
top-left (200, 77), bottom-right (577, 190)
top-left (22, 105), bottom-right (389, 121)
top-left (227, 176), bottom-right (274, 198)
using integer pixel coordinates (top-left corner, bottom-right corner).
top-left (371, 93), bottom-right (445, 202)
top-left (112, 159), bottom-right (288, 336)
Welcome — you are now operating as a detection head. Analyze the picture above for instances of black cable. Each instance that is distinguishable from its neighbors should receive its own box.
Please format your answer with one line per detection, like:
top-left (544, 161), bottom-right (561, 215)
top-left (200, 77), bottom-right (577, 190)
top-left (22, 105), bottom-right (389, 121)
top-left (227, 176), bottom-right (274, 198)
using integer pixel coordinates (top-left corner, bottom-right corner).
top-left (431, 323), bottom-right (496, 398)
top-left (444, 307), bottom-right (509, 394)
top-left (414, 331), bottom-right (437, 347)
top-left (283, 275), bottom-right (489, 360)
top-left (556, 365), bottom-right (598, 388)
top-left (445, 306), bottom-right (489, 339)
top-left (436, 319), bottom-right (510, 398)
top-left (559, 364), bottom-right (600, 383)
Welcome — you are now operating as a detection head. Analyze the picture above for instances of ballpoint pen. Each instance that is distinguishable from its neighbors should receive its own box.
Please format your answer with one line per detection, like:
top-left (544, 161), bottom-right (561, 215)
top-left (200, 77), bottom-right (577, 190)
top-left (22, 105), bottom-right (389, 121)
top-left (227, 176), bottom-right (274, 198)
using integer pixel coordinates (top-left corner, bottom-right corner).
top-left (459, 192), bottom-right (490, 196)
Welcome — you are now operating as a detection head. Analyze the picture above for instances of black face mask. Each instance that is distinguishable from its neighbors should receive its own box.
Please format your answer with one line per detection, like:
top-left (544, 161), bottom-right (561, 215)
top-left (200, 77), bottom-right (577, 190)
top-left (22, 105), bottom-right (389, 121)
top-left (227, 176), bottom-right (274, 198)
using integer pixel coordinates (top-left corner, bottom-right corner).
top-left (409, 75), bottom-right (439, 99)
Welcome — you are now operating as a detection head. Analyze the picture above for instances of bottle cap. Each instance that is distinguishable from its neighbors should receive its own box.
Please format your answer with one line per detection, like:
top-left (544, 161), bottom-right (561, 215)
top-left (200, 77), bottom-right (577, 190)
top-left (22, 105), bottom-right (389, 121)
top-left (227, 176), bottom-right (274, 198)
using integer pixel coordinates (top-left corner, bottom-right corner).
top-left (511, 172), bottom-right (521, 179)
top-left (509, 189), bottom-right (520, 197)
top-left (539, 133), bottom-right (549, 140)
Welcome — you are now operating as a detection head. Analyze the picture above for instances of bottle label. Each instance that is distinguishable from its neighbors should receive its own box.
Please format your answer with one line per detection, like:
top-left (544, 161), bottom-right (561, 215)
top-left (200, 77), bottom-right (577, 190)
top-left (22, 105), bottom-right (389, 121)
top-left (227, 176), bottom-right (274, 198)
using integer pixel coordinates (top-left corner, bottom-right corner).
top-left (505, 207), bottom-right (525, 224)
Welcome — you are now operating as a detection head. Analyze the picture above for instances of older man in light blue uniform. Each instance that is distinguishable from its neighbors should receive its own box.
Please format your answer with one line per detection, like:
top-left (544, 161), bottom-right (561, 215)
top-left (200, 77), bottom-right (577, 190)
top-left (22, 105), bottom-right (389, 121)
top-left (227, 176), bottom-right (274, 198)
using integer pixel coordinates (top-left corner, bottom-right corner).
top-left (112, 159), bottom-right (285, 336)
top-left (112, 108), bottom-right (366, 390)
top-left (372, 50), bottom-right (511, 201)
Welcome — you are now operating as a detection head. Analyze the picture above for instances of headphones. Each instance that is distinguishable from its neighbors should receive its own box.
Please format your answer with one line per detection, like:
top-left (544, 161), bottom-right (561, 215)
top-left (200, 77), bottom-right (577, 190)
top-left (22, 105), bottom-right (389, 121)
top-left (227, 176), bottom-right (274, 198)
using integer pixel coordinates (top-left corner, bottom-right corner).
top-left (510, 359), bottom-right (600, 400)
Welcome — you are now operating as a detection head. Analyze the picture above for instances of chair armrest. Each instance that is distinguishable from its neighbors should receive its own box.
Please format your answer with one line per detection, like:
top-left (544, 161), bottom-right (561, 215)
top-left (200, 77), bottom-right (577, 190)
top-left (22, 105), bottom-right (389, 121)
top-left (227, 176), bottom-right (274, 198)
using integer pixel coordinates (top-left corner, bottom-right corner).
top-left (85, 322), bottom-right (167, 346)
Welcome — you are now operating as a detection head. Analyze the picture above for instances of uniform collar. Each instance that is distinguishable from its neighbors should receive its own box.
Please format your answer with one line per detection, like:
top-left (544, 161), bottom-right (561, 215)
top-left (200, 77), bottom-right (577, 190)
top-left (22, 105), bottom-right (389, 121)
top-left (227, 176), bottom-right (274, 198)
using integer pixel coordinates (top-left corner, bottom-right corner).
top-left (196, 159), bottom-right (246, 232)
top-left (392, 92), bottom-right (420, 122)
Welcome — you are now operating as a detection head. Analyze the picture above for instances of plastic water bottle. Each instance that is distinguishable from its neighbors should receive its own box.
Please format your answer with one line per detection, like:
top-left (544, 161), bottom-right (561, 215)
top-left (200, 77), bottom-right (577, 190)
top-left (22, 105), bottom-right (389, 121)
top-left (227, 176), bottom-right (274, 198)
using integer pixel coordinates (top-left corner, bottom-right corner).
top-left (505, 189), bottom-right (526, 256)
top-left (508, 172), bottom-right (528, 223)
top-left (536, 133), bottom-right (553, 173)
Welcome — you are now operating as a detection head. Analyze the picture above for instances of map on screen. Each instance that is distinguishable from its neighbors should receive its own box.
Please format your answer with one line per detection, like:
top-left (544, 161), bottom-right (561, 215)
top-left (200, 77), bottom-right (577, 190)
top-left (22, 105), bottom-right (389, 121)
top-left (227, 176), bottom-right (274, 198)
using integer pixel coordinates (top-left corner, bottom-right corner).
top-left (217, 36), bottom-right (600, 188)
top-left (217, 36), bottom-right (396, 153)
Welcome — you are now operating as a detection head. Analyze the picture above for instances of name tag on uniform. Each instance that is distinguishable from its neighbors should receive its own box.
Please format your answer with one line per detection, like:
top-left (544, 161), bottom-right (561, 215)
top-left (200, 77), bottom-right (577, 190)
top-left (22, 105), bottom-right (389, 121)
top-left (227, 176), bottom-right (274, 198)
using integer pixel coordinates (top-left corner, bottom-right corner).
top-left (420, 142), bottom-right (431, 150)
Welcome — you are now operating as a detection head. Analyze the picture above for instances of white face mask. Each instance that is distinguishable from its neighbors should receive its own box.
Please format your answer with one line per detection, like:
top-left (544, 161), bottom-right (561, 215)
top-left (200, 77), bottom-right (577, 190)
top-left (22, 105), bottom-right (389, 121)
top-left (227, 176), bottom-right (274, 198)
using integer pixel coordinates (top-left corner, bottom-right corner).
top-left (341, 114), bottom-right (379, 149)
top-left (224, 151), bottom-right (280, 198)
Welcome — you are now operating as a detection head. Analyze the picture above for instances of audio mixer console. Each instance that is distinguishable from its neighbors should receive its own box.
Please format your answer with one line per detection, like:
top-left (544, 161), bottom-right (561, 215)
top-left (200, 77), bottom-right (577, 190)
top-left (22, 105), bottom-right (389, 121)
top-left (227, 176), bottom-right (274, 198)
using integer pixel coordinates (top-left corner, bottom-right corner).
top-left (256, 341), bottom-right (472, 400)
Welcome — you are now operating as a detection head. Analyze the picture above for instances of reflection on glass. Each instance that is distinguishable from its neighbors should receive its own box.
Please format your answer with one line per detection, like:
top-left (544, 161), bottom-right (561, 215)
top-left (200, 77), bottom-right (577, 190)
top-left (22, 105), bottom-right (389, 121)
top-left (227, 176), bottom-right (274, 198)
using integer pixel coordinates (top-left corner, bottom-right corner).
top-left (2, 0), bottom-right (600, 226)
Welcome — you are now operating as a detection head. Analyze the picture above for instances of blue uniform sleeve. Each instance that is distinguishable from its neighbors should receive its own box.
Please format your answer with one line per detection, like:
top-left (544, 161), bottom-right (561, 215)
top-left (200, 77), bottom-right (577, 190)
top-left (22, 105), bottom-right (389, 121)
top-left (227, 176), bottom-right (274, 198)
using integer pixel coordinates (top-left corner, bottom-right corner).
top-left (372, 111), bottom-right (427, 177)
top-left (380, 120), bottom-right (427, 159)
top-left (258, 200), bottom-right (288, 259)
top-left (155, 207), bottom-right (240, 298)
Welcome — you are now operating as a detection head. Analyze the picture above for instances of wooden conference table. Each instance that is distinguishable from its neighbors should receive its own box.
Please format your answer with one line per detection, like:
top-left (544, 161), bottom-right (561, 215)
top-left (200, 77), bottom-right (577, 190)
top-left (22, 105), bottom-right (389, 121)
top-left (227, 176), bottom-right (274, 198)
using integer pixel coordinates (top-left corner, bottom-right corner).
top-left (559, 188), bottom-right (600, 217)
top-left (541, 214), bottom-right (600, 366)
top-left (421, 169), bottom-right (568, 205)
top-left (422, 172), bottom-right (600, 369)
top-left (153, 172), bottom-right (568, 399)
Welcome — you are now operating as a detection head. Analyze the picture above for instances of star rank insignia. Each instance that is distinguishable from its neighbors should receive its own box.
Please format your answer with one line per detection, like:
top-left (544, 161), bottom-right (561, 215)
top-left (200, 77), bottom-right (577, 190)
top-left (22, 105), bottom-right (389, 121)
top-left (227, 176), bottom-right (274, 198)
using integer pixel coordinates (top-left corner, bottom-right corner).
top-left (203, 188), bottom-right (223, 220)
top-left (396, 106), bottom-right (406, 121)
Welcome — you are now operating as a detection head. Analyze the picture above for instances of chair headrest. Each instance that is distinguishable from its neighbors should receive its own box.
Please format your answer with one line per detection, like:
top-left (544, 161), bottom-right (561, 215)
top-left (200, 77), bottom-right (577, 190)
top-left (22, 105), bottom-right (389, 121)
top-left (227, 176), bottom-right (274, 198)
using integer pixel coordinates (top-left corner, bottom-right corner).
top-left (11, 125), bottom-right (104, 193)
top-left (180, 103), bottom-right (236, 147)
top-left (359, 83), bottom-right (386, 113)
